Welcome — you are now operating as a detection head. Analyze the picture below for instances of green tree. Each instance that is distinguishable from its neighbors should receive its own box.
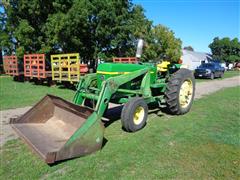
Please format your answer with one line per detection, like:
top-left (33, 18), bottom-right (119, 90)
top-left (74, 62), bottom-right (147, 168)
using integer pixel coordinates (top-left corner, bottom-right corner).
top-left (0, 3), bottom-right (14, 55)
top-left (1, 0), bottom-right (182, 66)
top-left (142, 24), bottom-right (182, 62)
top-left (209, 37), bottom-right (240, 62)
top-left (1, 0), bottom-right (74, 58)
top-left (1, 0), bottom-right (152, 67)
top-left (45, 0), bottom-right (152, 66)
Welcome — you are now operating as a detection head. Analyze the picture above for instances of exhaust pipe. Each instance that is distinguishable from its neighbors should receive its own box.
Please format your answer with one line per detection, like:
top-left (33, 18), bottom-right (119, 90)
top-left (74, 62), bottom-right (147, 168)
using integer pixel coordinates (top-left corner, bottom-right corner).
top-left (136, 39), bottom-right (144, 58)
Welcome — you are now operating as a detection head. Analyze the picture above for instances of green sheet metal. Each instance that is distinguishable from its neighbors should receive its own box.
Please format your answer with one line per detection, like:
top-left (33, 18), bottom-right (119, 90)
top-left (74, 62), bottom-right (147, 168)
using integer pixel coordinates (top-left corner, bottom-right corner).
top-left (96, 63), bottom-right (157, 88)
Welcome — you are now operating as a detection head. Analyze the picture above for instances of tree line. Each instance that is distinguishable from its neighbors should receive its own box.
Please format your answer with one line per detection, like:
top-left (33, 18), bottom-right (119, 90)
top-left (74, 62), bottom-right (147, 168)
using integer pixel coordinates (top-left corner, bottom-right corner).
top-left (0, 0), bottom-right (182, 68)
top-left (209, 37), bottom-right (240, 63)
top-left (1, 0), bottom-right (239, 67)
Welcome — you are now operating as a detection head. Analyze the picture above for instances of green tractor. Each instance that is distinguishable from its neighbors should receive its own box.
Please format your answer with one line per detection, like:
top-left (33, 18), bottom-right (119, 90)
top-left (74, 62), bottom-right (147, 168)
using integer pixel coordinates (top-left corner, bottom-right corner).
top-left (11, 48), bottom-right (195, 164)
top-left (75, 62), bottom-right (195, 131)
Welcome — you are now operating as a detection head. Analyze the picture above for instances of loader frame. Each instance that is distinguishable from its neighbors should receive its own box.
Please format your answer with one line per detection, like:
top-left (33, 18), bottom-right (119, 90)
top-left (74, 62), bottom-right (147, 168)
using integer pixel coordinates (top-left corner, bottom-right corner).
top-left (73, 67), bottom-right (166, 121)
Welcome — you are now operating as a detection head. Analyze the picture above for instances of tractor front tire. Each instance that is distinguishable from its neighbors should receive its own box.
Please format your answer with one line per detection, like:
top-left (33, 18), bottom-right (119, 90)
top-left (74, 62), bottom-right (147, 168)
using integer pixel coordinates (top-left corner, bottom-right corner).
top-left (165, 68), bottom-right (195, 115)
top-left (121, 97), bottom-right (148, 132)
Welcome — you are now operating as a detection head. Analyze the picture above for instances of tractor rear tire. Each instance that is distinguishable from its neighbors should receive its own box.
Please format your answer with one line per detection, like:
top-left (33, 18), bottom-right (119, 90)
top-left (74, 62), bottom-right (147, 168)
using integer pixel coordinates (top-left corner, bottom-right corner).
top-left (165, 68), bottom-right (195, 115)
top-left (121, 97), bottom-right (148, 132)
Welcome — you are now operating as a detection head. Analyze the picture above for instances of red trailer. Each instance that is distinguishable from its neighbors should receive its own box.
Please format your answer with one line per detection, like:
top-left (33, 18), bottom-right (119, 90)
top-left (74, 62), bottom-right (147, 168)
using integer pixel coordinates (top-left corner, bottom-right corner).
top-left (80, 64), bottom-right (88, 75)
top-left (24, 54), bottom-right (52, 83)
top-left (3, 55), bottom-right (19, 75)
top-left (113, 57), bottom-right (138, 64)
top-left (3, 55), bottom-right (24, 80)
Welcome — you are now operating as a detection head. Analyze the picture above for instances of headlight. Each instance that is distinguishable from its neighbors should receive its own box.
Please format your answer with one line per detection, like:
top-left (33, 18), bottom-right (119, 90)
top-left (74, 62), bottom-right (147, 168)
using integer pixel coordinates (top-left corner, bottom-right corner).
top-left (206, 69), bottom-right (211, 74)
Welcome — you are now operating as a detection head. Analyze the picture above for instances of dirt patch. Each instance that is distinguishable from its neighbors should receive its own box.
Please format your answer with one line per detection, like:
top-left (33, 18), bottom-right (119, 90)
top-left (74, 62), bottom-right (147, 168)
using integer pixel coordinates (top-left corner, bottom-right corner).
top-left (195, 76), bottom-right (240, 99)
top-left (0, 76), bottom-right (239, 146)
top-left (0, 106), bottom-right (31, 146)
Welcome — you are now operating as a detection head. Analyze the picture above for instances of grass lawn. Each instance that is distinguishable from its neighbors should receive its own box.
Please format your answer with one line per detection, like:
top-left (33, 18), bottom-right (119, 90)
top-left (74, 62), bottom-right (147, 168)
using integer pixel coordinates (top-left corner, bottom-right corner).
top-left (195, 70), bottom-right (240, 82)
top-left (0, 77), bottom-right (75, 110)
top-left (1, 86), bottom-right (239, 179)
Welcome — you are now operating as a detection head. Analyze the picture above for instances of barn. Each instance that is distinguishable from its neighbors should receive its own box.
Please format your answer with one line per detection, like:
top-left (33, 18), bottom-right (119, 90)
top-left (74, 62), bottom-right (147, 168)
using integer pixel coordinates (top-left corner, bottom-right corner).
top-left (181, 50), bottom-right (212, 70)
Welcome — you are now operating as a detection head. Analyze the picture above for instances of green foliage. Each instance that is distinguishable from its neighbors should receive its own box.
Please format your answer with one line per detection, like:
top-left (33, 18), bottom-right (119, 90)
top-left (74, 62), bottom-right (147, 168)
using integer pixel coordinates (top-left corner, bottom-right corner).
top-left (45, 0), bottom-right (152, 65)
top-left (1, 0), bottom-right (72, 59)
top-left (0, 3), bottom-right (14, 54)
top-left (142, 25), bottom-right (182, 63)
top-left (209, 37), bottom-right (240, 62)
top-left (1, 0), bottom-right (150, 63)
top-left (1, 0), bottom-right (181, 65)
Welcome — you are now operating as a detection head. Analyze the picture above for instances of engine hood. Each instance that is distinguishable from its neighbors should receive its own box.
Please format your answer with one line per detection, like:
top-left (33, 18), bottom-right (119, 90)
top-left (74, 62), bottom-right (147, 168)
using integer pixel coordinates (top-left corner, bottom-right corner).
top-left (97, 63), bottom-right (153, 74)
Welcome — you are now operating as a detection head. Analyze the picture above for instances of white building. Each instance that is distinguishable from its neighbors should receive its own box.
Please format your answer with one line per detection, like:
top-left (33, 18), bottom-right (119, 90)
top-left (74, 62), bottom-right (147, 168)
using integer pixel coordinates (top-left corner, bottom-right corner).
top-left (181, 50), bottom-right (212, 70)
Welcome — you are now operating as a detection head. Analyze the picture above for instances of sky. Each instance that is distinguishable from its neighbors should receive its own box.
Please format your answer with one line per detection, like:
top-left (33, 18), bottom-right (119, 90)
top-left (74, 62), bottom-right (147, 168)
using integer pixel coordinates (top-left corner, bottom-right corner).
top-left (133, 0), bottom-right (239, 53)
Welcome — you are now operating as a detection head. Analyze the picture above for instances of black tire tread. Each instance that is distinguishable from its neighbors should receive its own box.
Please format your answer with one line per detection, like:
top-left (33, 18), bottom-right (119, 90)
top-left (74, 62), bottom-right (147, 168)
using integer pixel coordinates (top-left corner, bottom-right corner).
top-left (121, 97), bottom-right (148, 132)
top-left (165, 68), bottom-right (195, 115)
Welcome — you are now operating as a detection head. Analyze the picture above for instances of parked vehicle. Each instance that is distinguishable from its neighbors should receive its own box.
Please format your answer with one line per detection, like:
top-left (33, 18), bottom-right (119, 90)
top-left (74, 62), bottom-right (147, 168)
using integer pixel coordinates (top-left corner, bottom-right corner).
top-left (194, 63), bottom-right (225, 79)
top-left (209, 60), bottom-right (227, 71)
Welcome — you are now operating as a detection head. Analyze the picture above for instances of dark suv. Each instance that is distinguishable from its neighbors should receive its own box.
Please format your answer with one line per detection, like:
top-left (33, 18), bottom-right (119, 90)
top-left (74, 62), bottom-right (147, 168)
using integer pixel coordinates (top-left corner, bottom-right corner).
top-left (194, 63), bottom-right (225, 79)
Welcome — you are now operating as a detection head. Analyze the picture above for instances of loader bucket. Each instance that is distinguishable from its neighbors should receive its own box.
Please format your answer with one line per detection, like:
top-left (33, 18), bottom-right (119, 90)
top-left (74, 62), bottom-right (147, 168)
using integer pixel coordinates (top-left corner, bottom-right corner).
top-left (10, 95), bottom-right (104, 164)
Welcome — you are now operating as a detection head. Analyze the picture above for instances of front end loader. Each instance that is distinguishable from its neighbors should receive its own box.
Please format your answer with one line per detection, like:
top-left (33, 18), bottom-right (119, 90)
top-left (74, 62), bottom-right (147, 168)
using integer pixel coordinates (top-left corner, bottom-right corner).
top-left (11, 61), bottom-right (195, 164)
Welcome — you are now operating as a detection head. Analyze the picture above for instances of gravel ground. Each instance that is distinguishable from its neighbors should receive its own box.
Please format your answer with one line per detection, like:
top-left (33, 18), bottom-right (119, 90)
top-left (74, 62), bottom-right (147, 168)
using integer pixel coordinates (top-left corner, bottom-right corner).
top-left (195, 76), bottom-right (240, 99)
top-left (0, 106), bottom-right (31, 146)
top-left (0, 76), bottom-right (239, 146)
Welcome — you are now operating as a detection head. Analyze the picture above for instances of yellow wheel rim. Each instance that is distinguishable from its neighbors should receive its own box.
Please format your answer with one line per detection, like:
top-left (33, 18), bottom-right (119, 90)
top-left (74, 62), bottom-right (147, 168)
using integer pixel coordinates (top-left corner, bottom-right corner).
top-left (179, 79), bottom-right (193, 108)
top-left (133, 106), bottom-right (145, 125)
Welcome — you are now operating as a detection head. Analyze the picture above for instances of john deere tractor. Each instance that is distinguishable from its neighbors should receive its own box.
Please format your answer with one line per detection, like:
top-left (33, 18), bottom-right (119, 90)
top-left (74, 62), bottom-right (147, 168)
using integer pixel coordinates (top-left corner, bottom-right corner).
top-left (11, 46), bottom-right (195, 164)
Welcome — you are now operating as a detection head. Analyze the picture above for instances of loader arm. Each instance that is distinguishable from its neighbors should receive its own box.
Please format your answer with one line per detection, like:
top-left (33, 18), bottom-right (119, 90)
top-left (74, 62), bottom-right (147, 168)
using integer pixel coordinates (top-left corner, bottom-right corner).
top-left (62, 67), bottom-right (152, 156)
top-left (74, 67), bottom-right (151, 117)
top-left (73, 73), bottom-right (98, 105)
